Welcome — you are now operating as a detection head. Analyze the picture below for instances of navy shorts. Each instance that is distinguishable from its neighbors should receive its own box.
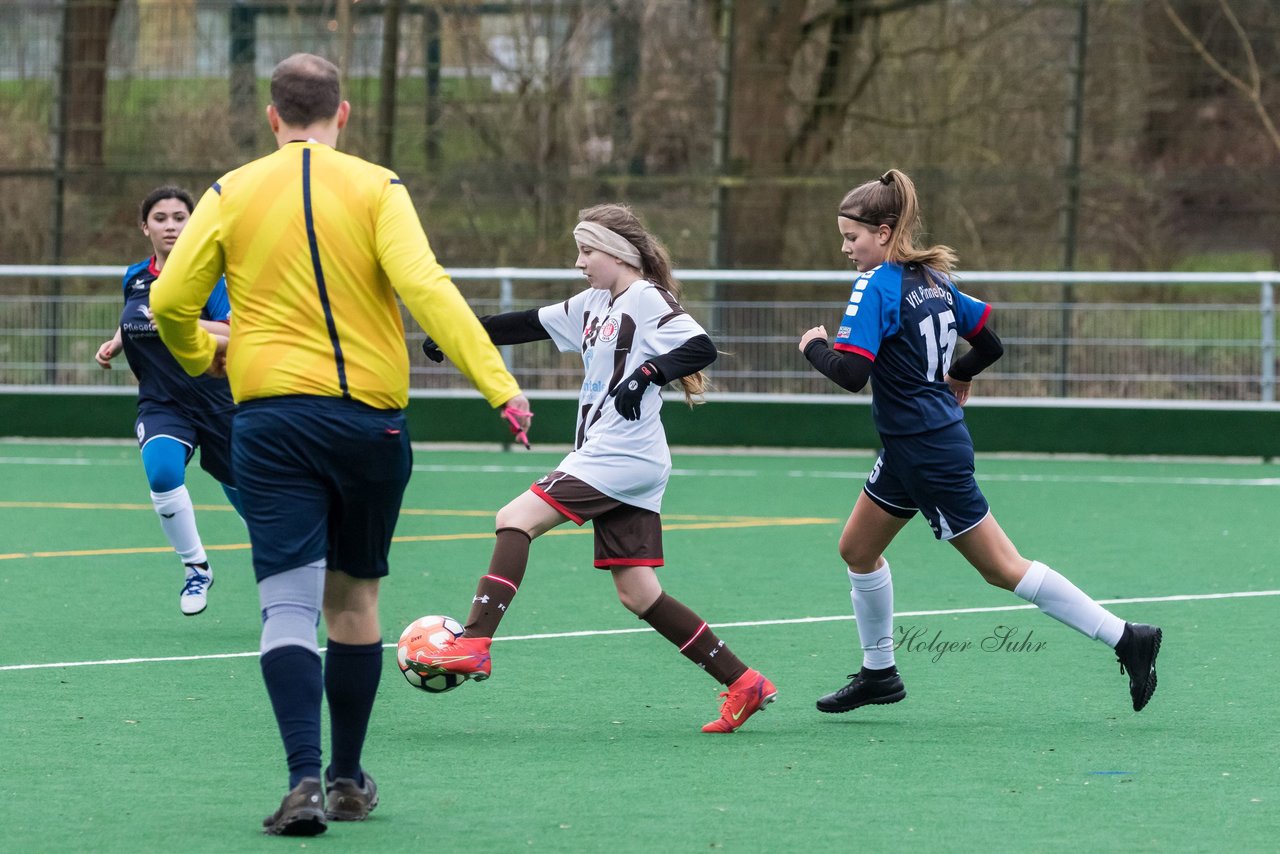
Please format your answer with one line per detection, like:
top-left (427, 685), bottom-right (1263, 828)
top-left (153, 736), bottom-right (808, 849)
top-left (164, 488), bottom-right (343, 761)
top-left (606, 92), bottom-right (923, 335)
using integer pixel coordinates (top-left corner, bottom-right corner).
top-left (135, 401), bottom-right (236, 487)
top-left (231, 396), bottom-right (412, 582)
top-left (862, 420), bottom-right (990, 540)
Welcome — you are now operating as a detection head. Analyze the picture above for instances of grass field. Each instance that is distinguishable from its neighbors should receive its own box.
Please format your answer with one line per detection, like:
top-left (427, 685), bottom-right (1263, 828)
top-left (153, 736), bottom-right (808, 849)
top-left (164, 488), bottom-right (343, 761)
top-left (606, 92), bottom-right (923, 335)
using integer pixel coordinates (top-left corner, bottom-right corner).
top-left (1, 440), bottom-right (1277, 852)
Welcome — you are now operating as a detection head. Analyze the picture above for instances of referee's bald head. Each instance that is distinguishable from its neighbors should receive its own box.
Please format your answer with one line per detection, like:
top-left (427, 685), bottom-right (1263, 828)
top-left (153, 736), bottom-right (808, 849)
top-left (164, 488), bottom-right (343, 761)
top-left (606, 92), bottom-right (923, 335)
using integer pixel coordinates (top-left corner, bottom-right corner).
top-left (270, 53), bottom-right (341, 127)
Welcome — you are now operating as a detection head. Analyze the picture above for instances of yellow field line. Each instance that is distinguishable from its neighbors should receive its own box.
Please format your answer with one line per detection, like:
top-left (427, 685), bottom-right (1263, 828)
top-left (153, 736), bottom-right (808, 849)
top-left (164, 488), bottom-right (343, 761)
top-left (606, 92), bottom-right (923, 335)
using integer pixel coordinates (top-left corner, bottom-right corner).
top-left (0, 516), bottom-right (838, 561)
top-left (0, 500), bottom-right (798, 524)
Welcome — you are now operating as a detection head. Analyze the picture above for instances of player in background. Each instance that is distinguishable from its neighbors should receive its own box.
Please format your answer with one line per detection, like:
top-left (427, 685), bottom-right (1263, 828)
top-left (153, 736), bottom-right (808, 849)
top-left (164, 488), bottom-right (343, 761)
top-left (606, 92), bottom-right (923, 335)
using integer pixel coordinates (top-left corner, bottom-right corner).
top-left (416, 203), bottom-right (777, 734)
top-left (799, 169), bottom-right (1162, 715)
top-left (94, 186), bottom-right (242, 617)
top-left (151, 54), bottom-right (531, 836)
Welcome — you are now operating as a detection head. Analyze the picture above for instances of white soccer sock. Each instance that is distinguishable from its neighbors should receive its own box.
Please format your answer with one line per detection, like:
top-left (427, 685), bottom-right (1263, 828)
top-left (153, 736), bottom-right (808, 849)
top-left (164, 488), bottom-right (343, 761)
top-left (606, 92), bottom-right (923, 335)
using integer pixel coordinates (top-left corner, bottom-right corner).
top-left (150, 486), bottom-right (207, 567)
top-left (1013, 560), bottom-right (1125, 647)
top-left (850, 562), bottom-right (895, 670)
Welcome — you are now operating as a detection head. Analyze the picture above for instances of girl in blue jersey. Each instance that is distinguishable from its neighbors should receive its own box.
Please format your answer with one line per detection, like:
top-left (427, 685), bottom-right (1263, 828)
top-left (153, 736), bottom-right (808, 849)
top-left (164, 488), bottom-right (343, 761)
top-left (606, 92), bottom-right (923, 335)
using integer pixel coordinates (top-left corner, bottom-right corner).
top-left (799, 169), bottom-right (1161, 713)
top-left (95, 186), bottom-right (242, 616)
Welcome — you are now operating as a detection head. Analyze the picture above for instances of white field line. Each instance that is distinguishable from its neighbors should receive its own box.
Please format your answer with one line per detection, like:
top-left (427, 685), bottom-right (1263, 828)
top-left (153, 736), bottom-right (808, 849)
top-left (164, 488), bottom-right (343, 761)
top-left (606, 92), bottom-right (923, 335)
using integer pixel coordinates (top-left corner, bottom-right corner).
top-left (1, 455), bottom-right (1277, 487)
top-left (2, 588), bottom-right (1275, 673)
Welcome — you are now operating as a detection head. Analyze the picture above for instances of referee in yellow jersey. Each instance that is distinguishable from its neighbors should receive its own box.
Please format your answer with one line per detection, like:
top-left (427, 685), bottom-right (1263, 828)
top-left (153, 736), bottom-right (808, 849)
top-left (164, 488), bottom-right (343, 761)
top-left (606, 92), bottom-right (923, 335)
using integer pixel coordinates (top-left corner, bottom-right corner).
top-left (152, 53), bottom-right (531, 837)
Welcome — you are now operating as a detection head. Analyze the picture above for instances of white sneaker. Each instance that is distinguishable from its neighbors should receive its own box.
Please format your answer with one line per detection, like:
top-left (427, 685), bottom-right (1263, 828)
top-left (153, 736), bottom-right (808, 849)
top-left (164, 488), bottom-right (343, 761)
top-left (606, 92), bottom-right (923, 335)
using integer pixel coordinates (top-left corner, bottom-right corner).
top-left (180, 563), bottom-right (213, 616)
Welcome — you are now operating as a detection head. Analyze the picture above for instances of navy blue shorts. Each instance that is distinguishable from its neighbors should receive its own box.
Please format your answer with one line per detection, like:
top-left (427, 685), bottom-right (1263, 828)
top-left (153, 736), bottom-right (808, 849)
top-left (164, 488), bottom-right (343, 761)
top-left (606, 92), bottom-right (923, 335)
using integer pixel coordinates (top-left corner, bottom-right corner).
top-left (862, 420), bottom-right (990, 541)
top-left (135, 401), bottom-right (236, 487)
top-left (231, 396), bottom-right (412, 582)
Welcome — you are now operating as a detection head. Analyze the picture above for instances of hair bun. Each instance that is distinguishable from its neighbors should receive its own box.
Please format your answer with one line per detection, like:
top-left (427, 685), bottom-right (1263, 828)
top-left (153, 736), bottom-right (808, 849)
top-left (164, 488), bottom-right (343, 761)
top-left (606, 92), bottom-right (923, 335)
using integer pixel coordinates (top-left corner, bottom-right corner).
top-left (879, 171), bottom-right (893, 185)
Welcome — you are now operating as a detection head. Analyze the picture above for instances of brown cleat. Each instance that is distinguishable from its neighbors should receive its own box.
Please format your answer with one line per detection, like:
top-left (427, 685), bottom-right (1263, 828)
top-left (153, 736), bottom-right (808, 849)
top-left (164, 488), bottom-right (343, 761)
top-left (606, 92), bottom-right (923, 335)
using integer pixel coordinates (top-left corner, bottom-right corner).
top-left (262, 777), bottom-right (327, 836)
top-left (325, 771), bottom-right (379, 822)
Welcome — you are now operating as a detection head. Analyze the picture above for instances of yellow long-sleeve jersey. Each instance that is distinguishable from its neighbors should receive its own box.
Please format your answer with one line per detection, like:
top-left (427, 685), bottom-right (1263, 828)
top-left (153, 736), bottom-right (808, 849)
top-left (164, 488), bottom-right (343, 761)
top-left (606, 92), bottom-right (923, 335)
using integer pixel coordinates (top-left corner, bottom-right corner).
top-left (151, 141), bottom-right (520, 411)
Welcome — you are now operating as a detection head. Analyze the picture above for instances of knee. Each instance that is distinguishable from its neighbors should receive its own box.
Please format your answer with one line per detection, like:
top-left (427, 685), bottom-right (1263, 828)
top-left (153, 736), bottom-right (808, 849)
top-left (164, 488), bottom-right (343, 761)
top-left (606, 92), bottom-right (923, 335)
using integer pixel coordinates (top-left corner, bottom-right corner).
top-left (617, 582), bottom-right (662, 616)
top-left (494, 507), bottom-right (516, 531)
top-left (146, 462), bottom-right (185, 494)
top-left (260, 601), bottom-right (321, 654)
top-left (617, 588), bottom-right (648, 616)
top-left (976, 567), bottom-right (1009, 589)
top-left (838, 541), bottom-right (878, 574)
top-left (975, 557), bottom-right (1029, 592)
top-left (494, 504), bottom-right (533, 534)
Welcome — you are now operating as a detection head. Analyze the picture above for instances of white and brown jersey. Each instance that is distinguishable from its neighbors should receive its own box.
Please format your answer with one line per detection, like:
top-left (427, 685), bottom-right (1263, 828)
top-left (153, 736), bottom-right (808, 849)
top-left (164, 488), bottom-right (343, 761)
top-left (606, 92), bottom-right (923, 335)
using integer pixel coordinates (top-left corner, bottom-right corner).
top-left (537, 279), bottom-right (706, 512)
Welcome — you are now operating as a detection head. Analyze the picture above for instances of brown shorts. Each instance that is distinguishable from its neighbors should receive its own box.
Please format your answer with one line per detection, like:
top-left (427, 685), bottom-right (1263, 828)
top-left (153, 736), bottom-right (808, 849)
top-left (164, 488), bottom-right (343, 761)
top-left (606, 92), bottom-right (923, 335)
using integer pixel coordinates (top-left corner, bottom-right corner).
top-left (531, 471), bottom-right (664, 568)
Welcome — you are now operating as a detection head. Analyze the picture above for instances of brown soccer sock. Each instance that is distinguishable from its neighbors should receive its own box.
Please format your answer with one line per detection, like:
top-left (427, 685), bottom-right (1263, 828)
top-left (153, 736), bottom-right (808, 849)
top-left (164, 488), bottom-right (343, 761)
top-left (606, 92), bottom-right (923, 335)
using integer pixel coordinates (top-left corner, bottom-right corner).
top-left (639, 591), bottom-right (748, 685)
top-left (463, 527), bottom-right (532, 638)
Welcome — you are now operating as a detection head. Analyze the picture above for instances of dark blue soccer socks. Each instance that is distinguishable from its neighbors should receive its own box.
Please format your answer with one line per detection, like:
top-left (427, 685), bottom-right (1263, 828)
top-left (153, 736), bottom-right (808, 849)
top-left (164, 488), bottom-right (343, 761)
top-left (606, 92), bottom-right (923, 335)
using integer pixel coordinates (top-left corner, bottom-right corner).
top-left (261, 644), bottom-right (324, 788)
top-left (323, 639), bottom-right (383, 784)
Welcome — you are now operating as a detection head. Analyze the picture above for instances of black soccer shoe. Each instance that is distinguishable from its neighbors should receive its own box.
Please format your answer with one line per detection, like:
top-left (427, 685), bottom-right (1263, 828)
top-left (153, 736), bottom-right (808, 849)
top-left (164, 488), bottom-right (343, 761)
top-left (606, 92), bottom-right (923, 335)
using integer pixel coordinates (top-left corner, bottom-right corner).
top-left (262, 777), bottom-right (327, 836)
top-left (816, 668), bottom-right (906, 714)
top-left (325, 770), bottom-right (378, 822)
top-left (1115, 622), bottom-right (1162, 712)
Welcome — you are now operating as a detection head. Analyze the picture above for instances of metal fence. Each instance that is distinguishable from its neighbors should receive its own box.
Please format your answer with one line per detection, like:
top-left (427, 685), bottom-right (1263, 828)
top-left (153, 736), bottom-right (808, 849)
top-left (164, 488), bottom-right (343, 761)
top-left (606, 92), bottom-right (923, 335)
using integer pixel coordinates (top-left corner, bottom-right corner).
top-left (0, 267), bottom-right (1276, 403)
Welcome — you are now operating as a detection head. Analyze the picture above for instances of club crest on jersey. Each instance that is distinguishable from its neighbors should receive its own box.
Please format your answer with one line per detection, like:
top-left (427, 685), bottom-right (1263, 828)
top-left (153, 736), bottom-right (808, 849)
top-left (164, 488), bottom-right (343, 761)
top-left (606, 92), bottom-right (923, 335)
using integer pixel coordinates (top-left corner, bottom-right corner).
top-left (598, 317), bottom-right (620, 343)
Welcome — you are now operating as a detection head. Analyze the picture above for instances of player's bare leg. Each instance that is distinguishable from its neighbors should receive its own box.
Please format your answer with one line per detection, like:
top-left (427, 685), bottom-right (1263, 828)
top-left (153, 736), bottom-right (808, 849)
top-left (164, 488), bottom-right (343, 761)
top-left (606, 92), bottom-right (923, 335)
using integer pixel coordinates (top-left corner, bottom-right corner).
top-left (951, 513), bottom-right (1161, 711)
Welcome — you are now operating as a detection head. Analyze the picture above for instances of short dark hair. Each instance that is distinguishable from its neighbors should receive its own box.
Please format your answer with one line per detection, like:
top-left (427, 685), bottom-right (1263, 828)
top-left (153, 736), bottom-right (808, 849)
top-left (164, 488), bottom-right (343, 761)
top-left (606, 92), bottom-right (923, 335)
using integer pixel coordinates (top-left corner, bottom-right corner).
top-left (270, 53), bottom-right (341, 126)
top-left (139, 186), bottom-right (195, 223)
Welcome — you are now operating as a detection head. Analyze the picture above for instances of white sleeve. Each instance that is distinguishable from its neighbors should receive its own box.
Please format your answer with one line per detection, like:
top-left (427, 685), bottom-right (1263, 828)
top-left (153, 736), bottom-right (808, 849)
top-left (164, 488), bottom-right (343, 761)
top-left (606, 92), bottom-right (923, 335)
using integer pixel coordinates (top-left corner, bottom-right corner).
top-left (537, 290), bottom-right (591, 353)
top-left (637, 286), bottom-right (707, 360)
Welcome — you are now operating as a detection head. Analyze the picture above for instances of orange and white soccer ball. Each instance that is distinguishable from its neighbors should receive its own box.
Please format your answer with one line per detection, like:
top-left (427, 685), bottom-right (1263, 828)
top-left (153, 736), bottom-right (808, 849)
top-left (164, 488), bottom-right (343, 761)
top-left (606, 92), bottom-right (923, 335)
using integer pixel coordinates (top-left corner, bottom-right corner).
top-left (397, 615), bottom-right (466, 694)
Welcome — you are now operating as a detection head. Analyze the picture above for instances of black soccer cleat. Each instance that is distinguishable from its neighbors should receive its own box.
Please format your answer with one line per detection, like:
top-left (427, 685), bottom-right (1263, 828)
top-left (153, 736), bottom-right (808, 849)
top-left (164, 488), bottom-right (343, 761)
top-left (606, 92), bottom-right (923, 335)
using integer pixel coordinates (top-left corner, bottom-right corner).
top-left (262, 777), bottom-right (327, 836)
top-left (816, 668), bottom-right (907, 714)
top-left (1115, 622), bottom-right (1162, 712)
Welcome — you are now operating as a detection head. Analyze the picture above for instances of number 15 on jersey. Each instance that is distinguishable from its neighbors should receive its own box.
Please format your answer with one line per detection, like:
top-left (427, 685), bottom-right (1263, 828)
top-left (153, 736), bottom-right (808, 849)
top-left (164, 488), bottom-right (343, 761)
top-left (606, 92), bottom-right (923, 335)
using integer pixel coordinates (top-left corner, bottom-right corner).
top-left (918, 309), bottom-right (957, 381)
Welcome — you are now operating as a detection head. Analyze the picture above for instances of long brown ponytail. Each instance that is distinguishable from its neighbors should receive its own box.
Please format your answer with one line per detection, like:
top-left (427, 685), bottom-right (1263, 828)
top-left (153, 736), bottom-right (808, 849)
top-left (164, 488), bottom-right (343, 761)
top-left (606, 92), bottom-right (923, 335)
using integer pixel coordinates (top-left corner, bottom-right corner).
top-left (578, 203), bottom-right (708, 407)
top-left (838, 169), bottom-right (958, 275)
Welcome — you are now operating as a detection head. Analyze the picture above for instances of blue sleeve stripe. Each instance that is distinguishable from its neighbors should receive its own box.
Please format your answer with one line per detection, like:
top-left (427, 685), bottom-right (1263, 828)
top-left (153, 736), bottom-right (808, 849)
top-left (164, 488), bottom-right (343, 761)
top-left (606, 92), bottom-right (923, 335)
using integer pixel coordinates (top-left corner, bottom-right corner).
top-left (302, 148), bottom-right (352, 400)
top-left (389, 178), bottom-right (403, 186)
top-left (212, 181), bottom-right (221, 195)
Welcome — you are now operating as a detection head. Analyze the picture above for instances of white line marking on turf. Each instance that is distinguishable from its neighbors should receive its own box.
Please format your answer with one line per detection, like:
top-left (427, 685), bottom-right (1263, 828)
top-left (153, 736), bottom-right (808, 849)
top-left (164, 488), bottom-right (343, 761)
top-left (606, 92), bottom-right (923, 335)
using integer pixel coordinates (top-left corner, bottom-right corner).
top-left (0, 457), bottom-right (133, 466)
top-left (791, 471), bottom-right (1280, 487)
top-left (3, 589), bottom-right (1275, 673)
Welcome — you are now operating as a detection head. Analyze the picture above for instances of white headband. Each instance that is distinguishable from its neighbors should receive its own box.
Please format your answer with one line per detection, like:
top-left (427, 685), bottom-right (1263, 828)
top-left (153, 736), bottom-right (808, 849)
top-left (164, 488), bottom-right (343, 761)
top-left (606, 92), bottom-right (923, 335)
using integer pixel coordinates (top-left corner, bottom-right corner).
top-left (573, 221), bottom-right (642, 269)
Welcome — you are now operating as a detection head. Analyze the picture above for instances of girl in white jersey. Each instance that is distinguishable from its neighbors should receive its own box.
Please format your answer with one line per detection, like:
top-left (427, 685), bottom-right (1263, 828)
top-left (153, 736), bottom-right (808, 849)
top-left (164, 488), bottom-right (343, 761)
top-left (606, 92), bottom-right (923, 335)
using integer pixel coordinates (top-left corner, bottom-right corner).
top-left (417, 203), bottom-right (776, 733)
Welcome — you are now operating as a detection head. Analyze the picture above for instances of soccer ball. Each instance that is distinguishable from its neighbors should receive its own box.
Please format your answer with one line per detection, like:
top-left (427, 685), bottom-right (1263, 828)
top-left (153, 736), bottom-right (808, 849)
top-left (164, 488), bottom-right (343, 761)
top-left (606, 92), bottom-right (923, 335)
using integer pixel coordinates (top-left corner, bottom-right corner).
top-left (397, 615), bottom-right (466, 694)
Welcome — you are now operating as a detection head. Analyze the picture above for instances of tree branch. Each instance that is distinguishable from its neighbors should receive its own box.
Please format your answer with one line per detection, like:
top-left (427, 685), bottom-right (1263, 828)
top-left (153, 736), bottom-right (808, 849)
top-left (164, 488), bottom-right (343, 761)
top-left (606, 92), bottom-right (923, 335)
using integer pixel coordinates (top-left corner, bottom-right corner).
top-left (1159, 0), bottom-right (1280, 153)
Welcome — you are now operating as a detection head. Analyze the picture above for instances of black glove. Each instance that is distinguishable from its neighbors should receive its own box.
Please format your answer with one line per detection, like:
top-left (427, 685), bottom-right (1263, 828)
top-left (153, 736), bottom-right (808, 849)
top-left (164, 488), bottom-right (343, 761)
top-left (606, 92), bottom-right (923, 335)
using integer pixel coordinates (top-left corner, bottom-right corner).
top-left (421, 335), bottom-right (444, 363)
top-left (609, 362), bottom-right (659, 421)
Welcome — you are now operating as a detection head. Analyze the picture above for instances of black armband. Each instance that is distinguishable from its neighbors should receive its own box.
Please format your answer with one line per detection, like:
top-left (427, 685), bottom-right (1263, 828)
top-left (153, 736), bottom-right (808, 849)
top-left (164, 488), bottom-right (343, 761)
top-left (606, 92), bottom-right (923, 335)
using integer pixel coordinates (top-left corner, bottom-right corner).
top-left (948, 325), bottom-right (1004, 382)
top-left (478, 309), bottom-right (551, 345)
top-left (645, 334), bottom-right (717, 385)
top-left (804, 339), bottom-right (873, 393)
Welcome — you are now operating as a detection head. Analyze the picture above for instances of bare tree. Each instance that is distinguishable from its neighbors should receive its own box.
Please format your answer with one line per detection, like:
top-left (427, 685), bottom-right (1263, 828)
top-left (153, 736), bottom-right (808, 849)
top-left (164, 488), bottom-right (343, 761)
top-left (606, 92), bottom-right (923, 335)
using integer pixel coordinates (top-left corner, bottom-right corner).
top-left (447, 2), bottom-right (606, 255)
top-left (1159, 0), bottom-right (1280, 153)
top-left (712, 0), bottom-right (945, 267)
top-left (62, 0), bottom-right (122, 166)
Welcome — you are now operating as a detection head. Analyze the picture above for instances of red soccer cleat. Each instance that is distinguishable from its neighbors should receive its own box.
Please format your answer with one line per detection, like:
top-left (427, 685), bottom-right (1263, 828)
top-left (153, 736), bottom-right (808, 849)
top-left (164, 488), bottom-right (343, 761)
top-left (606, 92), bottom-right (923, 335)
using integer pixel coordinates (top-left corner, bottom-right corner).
top-left (701, 668), bottom-right (777, 733)
top-left (412, 635), bottom-right (493, 681)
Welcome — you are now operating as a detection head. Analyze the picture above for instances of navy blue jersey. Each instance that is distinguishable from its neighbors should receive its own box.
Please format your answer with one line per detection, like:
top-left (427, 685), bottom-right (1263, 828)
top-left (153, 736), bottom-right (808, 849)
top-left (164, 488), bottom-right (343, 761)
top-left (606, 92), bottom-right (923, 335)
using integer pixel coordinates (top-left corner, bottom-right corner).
top-left (833, 262), bottom-right (990, 436)
top-left (119, 257), bottom-right (235, 413)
